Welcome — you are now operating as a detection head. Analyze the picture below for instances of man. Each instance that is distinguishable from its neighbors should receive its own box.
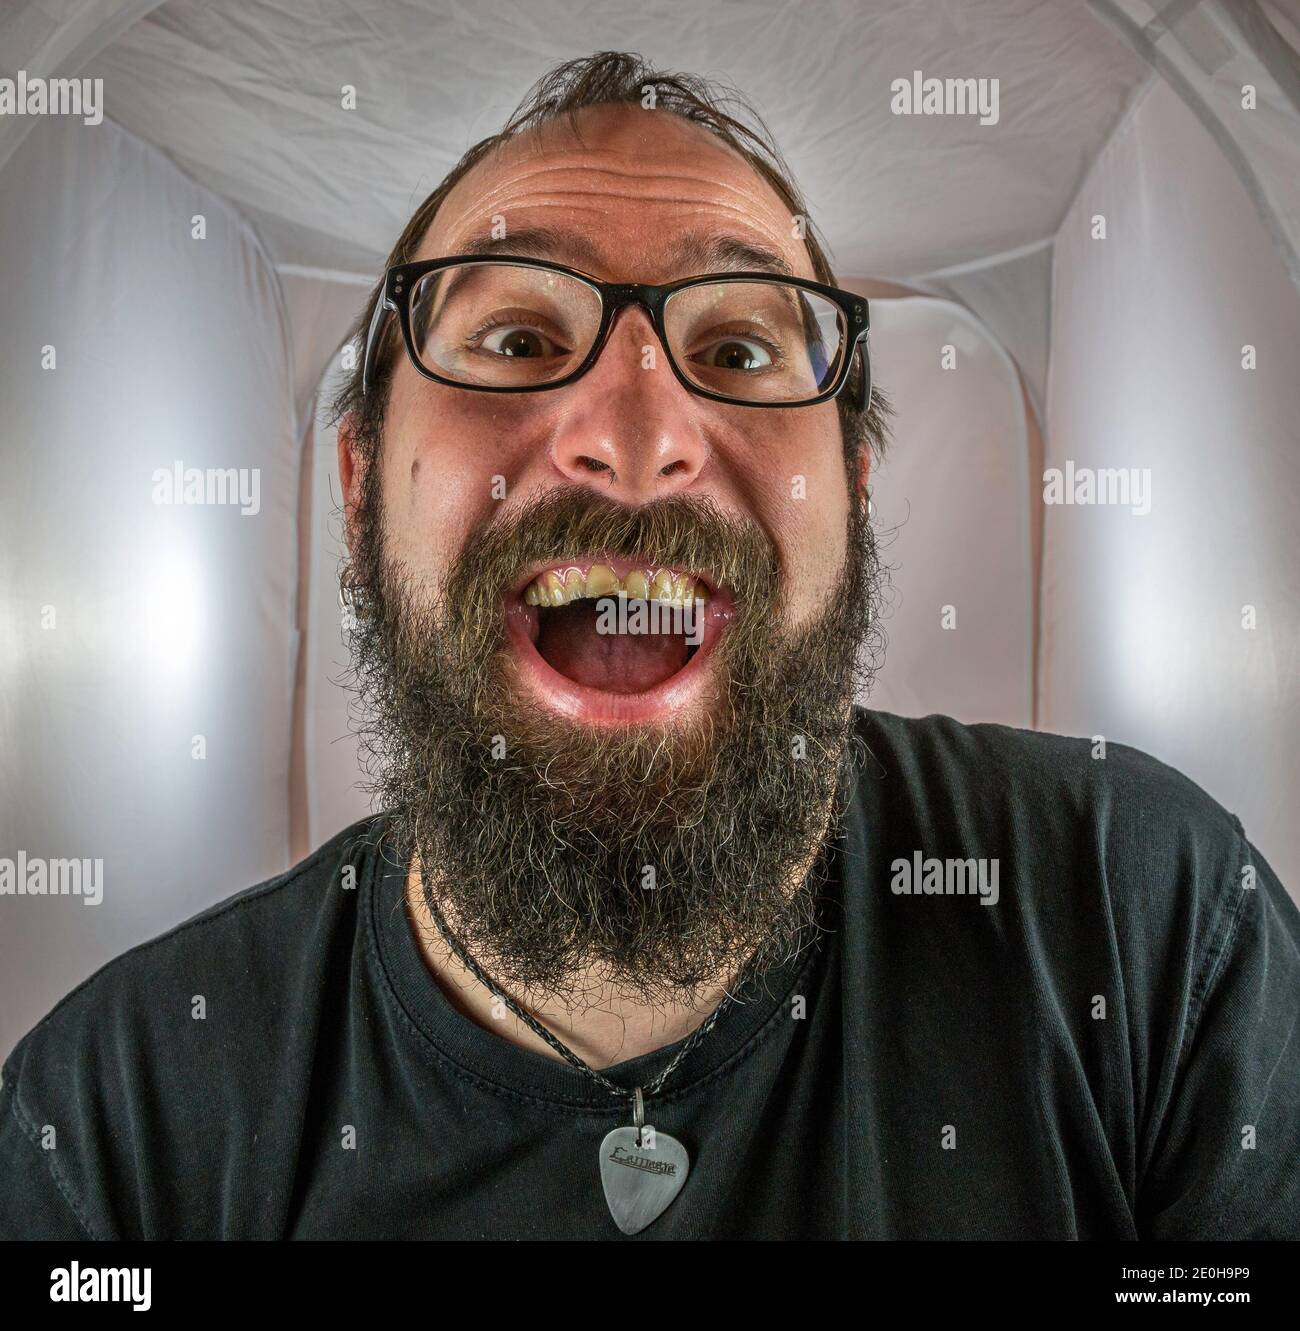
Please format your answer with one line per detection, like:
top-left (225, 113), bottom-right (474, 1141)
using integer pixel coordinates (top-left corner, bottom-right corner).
top-left (2, 52), bottom-right (1297, 1241)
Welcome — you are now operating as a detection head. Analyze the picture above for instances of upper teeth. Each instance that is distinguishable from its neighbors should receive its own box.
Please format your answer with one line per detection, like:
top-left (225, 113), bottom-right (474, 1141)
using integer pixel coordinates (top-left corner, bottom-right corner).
top-left (523, 564), bottom-right (710, 608)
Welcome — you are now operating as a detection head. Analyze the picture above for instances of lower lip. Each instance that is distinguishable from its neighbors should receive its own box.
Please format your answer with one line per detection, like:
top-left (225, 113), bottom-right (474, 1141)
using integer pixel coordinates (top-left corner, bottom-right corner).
top-left (503, 594), bottom-right (735, 725)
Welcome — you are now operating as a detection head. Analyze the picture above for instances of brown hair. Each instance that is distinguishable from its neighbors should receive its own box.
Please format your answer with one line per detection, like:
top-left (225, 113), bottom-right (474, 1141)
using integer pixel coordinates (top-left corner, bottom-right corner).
top-left (327, 50), bottom-right (889, 470)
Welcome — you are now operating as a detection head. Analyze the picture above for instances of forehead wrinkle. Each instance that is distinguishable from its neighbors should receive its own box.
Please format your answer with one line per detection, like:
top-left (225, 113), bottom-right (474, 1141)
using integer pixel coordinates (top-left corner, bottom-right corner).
top-left (444, 104), bottom-right (788, 215)
top-left (434, 197), bottom-right (808, 282)
top-left (467, 155), bottom-right (786, 210)
top-left (432, 143), bottom-right (805, 257)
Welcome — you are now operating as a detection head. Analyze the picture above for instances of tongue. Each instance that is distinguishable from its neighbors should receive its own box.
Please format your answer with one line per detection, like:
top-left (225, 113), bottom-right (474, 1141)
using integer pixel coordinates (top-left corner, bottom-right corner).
top-left (536, 601), bottom-right (689, 693)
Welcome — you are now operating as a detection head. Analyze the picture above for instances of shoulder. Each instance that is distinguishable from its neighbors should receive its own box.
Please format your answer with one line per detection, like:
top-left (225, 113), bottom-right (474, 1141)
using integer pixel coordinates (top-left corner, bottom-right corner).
top-left (852, 705), bottom-right (1245, 851)
top-left (5, 814), bottom-right (388, 1065)
top-left (848, 707), bottom-right (1254, 997)
top-left (0, 815), bottom-right (393, 1236)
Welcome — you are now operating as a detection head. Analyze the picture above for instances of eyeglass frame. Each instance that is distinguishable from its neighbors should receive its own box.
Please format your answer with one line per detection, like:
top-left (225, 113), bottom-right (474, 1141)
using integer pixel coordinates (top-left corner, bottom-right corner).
top-left (361, 254), bottom-right (872, 410)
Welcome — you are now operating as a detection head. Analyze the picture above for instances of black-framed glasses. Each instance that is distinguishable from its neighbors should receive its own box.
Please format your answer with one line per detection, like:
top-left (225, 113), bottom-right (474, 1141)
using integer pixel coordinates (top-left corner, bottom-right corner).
top-left (361, 255), bottom-right (871, 409)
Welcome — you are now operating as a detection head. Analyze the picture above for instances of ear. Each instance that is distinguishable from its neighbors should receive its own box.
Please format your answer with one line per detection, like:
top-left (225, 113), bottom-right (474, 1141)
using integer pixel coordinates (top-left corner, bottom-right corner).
top-left (337, 414), bottom-right (367, 560)
top-left (853, 446), bottom-right (871, 515)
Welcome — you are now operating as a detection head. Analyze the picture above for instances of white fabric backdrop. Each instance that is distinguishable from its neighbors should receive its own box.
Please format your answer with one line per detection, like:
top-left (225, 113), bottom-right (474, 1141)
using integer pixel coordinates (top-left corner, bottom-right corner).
top-left (1042, 76), bottom-right (1300, 892)
top-left (0, 114), bottom-right (299, 1060)
top-left (1093, 0), bottom-right (1300, 296)
top-left (864, 299), bottom-right (1035, 728)
top-left (60, 0), bottom-right (1149, 277)
top-left (907, 242), bottom-right (1054, 425)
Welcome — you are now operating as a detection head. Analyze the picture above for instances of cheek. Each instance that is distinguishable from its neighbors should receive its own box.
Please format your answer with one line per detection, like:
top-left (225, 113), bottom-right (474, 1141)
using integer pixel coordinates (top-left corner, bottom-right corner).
top-left (380, 382), bottom-right (514, 579)
top-left (742, 427), bottom-right (850, 622)
top-left (791, 487), bottom-right (850, 624)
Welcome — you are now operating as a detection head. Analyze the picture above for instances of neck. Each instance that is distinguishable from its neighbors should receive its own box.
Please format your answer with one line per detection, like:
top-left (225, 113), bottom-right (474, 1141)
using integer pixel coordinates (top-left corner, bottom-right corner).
top-left (403, 812), bottom-right (832, 1070)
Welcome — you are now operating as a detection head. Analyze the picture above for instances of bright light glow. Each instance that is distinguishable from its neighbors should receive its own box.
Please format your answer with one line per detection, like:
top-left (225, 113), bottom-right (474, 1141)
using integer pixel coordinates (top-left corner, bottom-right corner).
top-left (1112, 537), bottom-right (1196, 731)
top-left (141, 551), bottom-right (204, 685)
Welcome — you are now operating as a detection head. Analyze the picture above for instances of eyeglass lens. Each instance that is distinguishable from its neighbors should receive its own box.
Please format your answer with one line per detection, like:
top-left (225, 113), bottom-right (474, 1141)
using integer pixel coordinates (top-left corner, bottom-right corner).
top-left (406, 261), bottom-right (847, 403)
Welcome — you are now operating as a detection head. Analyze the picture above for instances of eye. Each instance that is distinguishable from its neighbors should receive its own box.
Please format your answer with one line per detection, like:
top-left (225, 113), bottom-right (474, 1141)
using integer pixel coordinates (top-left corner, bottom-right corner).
top-left (476, 323), bottom-right (558, 356)
top-left (476, 320), bottom-right (563, 359)
top-left (695, 336), bottom-right (776, 371)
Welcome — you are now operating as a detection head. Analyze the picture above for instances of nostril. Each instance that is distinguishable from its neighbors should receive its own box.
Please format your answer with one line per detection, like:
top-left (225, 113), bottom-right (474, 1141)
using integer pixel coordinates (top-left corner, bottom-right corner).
top-left (579, 456), bottom-right (612, 474)
top-left (659, 460), bottom-right (688, 478)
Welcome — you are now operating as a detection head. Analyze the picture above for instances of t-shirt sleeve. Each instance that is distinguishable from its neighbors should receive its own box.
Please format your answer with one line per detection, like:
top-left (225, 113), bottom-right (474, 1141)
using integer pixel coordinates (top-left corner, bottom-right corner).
top-left (0, 1050), bottom-right (96, 1240)
top-left (1139, 821), bottom-right (1300, 1239)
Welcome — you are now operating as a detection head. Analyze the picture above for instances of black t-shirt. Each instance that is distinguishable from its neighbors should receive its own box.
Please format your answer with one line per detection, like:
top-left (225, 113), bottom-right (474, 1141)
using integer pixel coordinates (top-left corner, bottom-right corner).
top-left (2, 709), bottom-right (1297, 1240)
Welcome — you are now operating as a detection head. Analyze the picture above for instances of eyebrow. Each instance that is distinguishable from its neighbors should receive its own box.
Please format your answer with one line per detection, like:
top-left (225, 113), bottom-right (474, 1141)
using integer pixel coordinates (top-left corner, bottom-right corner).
top-left (452, 225), bottom-right (796, 279)
top-left (666, 231), bottom-right (796, 279)
top-left (457, 225), bottom-right (604, 268)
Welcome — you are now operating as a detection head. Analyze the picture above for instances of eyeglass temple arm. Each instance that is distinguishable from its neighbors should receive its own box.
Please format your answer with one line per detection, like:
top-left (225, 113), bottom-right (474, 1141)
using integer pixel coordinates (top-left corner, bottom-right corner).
top-left (361, 292), bottom-right (392, 396)
top-left (856, 335), bottom-right (872, 412)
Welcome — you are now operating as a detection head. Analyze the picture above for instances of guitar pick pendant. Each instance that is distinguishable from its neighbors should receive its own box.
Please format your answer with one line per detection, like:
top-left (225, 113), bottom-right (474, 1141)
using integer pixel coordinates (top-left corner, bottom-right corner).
top-left (599, 1088), bottom-right (689, 1235)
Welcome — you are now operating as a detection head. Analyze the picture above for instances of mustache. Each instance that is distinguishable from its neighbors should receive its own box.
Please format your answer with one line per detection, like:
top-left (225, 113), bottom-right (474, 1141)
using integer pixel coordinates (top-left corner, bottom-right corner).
top-left (438, 485), bottom-right (783, 632)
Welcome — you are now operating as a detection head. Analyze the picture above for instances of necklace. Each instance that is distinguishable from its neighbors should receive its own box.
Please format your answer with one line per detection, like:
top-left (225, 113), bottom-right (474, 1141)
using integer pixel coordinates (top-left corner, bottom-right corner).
top-left (419, 873), bottom-right (733, 1235)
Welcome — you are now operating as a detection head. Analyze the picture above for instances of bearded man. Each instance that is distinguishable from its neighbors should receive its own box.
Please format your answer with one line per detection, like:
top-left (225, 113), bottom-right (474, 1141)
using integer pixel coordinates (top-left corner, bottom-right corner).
top-left (2, 52), bottom-right (1297, 1242)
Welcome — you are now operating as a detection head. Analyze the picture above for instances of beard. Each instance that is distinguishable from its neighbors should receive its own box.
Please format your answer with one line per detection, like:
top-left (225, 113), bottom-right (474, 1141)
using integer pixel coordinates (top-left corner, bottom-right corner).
top-left (343, 454), bottom-right (885, 1008)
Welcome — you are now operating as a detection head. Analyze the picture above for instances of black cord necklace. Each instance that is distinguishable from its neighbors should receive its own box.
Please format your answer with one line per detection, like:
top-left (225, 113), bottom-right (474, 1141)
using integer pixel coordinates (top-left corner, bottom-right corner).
top-left (419, 870), bottom-right (733, 1234)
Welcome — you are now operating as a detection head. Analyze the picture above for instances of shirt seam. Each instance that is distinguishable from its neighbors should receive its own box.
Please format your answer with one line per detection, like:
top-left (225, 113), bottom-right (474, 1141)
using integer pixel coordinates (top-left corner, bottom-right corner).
top-left (0, 818), bottom-right (384, 1242)
top-left (1175, 813), bottom-right (1253, 1074)
top-left (3, 1075), bottom-right (99, 1241)
top-left (379, 963), bottom-right (809, 1115)
top-left (364, 858), bottom-right (822, 1114)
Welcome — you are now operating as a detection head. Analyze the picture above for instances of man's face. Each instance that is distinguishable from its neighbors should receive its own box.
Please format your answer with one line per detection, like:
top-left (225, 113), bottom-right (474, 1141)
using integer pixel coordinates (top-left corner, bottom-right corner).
top-left (341, 104), bottom-right (881, 1001)
top-left (372, 104), bottom-right (861, 698)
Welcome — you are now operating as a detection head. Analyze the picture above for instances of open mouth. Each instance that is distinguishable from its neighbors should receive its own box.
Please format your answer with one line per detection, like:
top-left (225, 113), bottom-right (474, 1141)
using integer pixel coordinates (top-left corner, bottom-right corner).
top-left (503, 555), bottom-right (735, 724)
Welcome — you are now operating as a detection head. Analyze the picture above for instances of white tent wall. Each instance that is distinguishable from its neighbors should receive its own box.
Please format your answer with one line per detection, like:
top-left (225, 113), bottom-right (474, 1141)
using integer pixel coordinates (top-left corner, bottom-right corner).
top-left (279, 271), bottom-right (373, 430)
top-left (856, 299), bottom-right (1035, 728)
top-left (278, 273), bottom-right (372, 862)
top-left (1042, 75), bottom-right (1300, 896)
top-left (905, 241), bottom-right (1055, 426)
top-left (0, 115), bottom-right (300, 1060)
top-left (0, 0), bottom-right (166, 173)
top-left (1092, 0), bottom-right (1300, 296)
top-left (65, 1), bottom-right (1151, 278)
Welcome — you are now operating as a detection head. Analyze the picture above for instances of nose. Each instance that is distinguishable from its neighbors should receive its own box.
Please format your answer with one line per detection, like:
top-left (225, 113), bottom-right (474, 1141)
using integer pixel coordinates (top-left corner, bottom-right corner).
top-left (546, 304), bottom-right (709, 502)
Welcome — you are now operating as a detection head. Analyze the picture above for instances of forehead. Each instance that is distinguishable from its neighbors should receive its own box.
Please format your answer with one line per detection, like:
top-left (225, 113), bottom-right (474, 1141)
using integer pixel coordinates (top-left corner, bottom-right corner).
top-left (418, 103), bottom-right (816, 283)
